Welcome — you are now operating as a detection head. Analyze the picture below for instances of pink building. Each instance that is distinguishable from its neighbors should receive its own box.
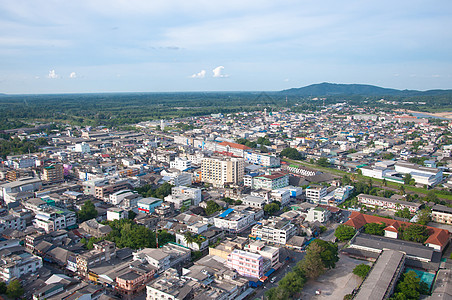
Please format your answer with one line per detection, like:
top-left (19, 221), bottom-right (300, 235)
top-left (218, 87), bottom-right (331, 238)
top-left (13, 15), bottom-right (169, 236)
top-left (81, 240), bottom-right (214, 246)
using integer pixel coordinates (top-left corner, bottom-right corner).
top-left (227, 249), bottom-right (263, 279)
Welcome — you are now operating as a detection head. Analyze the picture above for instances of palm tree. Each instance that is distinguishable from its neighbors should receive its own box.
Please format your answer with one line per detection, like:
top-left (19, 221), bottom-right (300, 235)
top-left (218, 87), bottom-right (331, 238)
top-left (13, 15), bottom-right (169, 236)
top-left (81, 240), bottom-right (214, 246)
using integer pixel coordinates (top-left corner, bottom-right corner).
top-left (184, 231), bottom-right (195, 246)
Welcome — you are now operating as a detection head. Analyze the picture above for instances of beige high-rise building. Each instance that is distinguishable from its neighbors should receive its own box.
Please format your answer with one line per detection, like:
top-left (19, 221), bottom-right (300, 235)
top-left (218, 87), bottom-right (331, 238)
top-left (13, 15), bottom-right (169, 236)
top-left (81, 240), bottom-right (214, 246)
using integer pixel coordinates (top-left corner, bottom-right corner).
top-left (42, 164), bottom-right (64, 183)
top-left (201, 156), bottom-right (244, 187)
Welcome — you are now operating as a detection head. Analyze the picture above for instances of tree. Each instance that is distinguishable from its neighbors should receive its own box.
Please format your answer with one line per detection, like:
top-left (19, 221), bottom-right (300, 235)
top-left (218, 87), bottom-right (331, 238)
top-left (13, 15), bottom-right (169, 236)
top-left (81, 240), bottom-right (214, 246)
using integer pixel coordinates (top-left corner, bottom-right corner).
top-left (343, 294), bottom-right (354, 300)
top-left (0, 281), bottom-right (6, 294)
top-left (298, 242), bottom-right (325, 279)
top-left (391, 270), bottom-right (429, 300)
top-left (6, 280), bottom-right (24, 299)
top-left (128, 210), bottom-right (137, 220)
top-left (364, 222), bottom-right (386, 236)
top-left (77, 200), bottom-right (98, 222)
top-left (342, 175), bottom-right (351, 185)
top-left (317, 157), bottom-right (329, 167)
top-left (334, 224), bottom-right (356, 241)
top-left (280, 147), bottom-right (303, 160)
top-left (403, 173), bottom-right (413, 185)
top-left (425, 190), bottom-right (439, 203)
top-left (205, 200), bottom-right (221, 215)
top-left (264, 202), bottom-right (280, 215)
top-left (395, 207), bottom-right (411, 219)
top-left (312, 239), bottom-right (339, 269)
top-left (158, 230), bottom-right (175, 246)
top-left (416, 207), bottom-right (431, 225)
top-left (398, 224), bottom-right (429, 243)
top-left (353, 264), bottom-right (371, 279)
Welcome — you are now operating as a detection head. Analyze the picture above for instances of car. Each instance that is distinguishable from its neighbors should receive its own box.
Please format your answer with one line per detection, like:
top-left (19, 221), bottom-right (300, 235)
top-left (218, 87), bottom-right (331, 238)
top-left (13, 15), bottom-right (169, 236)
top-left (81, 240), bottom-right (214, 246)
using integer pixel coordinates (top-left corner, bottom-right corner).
top-left (270, 277), bottom-right (276, 283)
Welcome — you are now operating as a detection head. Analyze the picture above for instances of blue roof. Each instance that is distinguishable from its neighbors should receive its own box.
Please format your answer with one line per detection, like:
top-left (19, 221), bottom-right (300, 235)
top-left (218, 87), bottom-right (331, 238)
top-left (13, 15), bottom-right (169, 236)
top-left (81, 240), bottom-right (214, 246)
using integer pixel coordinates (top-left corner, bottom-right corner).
top-left (219, 208), bottom-right (234, 218)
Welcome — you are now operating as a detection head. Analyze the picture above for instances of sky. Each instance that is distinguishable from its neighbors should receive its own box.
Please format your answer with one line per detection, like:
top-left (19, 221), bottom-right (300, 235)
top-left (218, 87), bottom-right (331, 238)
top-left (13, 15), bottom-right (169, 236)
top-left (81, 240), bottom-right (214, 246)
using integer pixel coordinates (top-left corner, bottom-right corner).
top-left (0, 0), bottom-right (451, 94)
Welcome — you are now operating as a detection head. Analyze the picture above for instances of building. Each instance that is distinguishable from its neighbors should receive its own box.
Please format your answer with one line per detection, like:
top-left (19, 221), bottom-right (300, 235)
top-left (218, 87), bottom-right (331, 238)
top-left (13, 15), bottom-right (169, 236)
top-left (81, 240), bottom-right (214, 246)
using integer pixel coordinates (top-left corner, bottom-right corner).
top-left (109, 189), bottom-right (140, 205)
top-left (0, 248), bottom-right (43, 282)
top-left (250, 217), bottom-right (297, 244)
top-left (201, 157), bottom-right (244, 187)
top-left (74, 142), bottom-right (91, 153)
top-left (160, 169), bottom-right (193, 187)
top-left (245, 241), bottom-right (280, 268)
top-left (242, 195), bottom-right (268, 209)
top-left (344, 212), bottom-right (450, 251)
top-left (133, 244), bottom-right (191, 274)
top-left (169, 157), bottom-right (192, 171)
top-left (137, 198), bottom-right (163, 214)
top-left (170, 186), bottom-right (202, 206)
top-left (394, 161), bottom-right (443, 187)
top-left (227, 249), bottom-right (264, 278)
top-left (270, 189), bottom-right (290, 206)
top-left (354, 249), bottom-right (405, 300)
top-left (91, 179), bottom-right (133, 200)
top-left (431, 204), bottom-right (452, 224)
top-left (33, 208), bottom-right (77, 233)
top-left (0, 177), bottom-right (42, 204)
top-left (285, 164), bottom-right (318, 176)
top-left (217, 141), bottom-right (251, 157)
top-left (305, 207), bottom-right (331, 223)
top-left (0, 214), bottom-right (26, 234)
top-left (79, 219), bottom-right (112, 238)
top-left (253, 172), bottom-right (289, 190)
top-left (41, 164), bottom-right (64, 183)
top-left (244, 152), bottom-right (280, 167)
top-left (213, 206), bottom-right (264, 234)
top-left (357, 194), bottom-right (422, 213)
top-left (305, 185), bottom-right (327, 203)
top-left (107, 207), bottom-right (129, 221)
top-left (77, 240), bottom-right (117, 278)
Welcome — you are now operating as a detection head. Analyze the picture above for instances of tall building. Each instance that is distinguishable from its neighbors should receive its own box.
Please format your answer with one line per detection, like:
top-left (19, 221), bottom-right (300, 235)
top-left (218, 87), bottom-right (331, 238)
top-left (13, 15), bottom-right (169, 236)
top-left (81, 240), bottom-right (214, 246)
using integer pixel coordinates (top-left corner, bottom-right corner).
top-left (41, 164), bottom-right (64, 183)
top-left (227, 250), bottom-right (264, 279)
top-left (201, 157), bottom-right (244, 187)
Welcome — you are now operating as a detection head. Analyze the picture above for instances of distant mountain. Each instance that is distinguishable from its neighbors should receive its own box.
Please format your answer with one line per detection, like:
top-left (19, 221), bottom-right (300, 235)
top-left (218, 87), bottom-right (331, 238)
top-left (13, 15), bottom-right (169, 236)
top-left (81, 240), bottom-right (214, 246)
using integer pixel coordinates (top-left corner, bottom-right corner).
top-left (280, 82), bottom-right (452, 97)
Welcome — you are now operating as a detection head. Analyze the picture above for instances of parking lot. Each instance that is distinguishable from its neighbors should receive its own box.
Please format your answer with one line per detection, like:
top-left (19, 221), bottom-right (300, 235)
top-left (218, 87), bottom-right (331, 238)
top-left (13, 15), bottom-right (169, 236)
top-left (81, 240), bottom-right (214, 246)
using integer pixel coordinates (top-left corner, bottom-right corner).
top-left (300, 254), bottom-right (368, 300)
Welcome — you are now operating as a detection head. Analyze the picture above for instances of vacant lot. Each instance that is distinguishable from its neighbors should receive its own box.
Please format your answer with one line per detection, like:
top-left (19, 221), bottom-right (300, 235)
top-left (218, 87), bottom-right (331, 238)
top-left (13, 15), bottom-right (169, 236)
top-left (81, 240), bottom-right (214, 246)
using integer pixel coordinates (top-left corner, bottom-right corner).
top-left (300, 254), bottom-right (369, 300)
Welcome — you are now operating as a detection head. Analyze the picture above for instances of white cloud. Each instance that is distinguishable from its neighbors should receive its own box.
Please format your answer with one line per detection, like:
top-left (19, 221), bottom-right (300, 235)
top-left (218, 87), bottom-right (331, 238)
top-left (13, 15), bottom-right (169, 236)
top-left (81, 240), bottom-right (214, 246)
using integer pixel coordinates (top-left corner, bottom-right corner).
top-left (70, 72), bottom-right (77, 78)
top-left (212, 66), bottom-right (228, 78)
top-left (47, 70), bottom-right (59, 79)
top-left (191, 70), bottom-right (206, 78)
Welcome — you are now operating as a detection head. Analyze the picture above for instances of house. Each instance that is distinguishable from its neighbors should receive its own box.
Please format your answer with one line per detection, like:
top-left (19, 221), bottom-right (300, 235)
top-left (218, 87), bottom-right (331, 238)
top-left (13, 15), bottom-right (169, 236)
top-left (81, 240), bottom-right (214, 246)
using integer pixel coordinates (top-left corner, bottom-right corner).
top-left (357, 194), bottom-right (422, 213)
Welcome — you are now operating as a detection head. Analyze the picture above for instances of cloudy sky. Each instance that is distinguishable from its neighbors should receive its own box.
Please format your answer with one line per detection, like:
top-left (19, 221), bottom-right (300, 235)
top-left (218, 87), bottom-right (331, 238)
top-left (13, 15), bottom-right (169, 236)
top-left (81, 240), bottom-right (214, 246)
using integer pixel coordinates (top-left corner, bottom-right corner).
top-left (0, 0), bottom-right (451, 94)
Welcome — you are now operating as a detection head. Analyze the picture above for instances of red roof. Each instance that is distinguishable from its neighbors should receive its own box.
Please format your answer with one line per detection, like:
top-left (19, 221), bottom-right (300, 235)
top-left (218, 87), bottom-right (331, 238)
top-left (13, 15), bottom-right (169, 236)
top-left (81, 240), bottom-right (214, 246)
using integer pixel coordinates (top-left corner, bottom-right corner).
top-left (218, 141), bottom-right (251, 150)
top-left (344, 212), bottom-right (450, 248)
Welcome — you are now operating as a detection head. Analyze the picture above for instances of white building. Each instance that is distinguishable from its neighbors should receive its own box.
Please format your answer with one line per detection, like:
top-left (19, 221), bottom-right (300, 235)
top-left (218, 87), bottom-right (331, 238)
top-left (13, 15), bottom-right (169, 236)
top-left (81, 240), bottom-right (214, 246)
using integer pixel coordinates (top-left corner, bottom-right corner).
top-left (271, 189), bottom-right (290, 207)
top-left (0, 177), bottom-right (42, 204)
top-left (305, 185), bottom-right (327, 204)
top-left (109, 190), bottom-right (139, 205)
top-left (171, 186), bottom-right (202, 206)
top-left (357, 194), bottom-right (422, 213)
top-left (305, 207), bottom-right (331, 223)
top-left (74, 142), bottom-right (90, 153)
top-left (0, 215), bottom-right (26, 234)
top-left (160, 169), bottom-right (193, 187)
top-left (394, 162), bottom-right (443, 187)
top-left (170, 157), bottom-right (192, 171)
top-left (33, 209), bottom-right (77, 233)
top-left (360, 166), bottom-right (390, 180)
top-left (244, 152), bottom-right (280, 167)
top-left (213, 206), bottom-right (264, 233)
top-left (0, 250), bottom-right (42, 282)
top-left (107, 207), bottom-right (129, 221)
top-left (253, 172), bottom-right (289, 190)
top-left (242, 195), bottom-right (268, 209)
top-left (251, 217), bottom-right (297, 244)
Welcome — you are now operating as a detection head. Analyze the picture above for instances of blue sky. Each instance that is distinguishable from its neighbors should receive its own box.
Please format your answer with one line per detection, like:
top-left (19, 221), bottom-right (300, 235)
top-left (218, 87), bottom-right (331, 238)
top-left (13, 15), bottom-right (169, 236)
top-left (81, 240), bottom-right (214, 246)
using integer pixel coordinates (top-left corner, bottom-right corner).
top-left (0, 0), bottom-right (451, 94)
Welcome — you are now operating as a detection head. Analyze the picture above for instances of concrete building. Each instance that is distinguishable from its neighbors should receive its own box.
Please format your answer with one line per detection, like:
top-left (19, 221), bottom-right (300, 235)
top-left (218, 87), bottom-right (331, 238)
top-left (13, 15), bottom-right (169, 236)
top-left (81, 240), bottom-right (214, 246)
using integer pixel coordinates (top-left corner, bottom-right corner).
top-left (77, 240), bottom-right (117, 278)
top-left (41, 164), bottom-right (64, 183)
top-left (169, 157), bottom-right (192, 171)
top-left (137, 198), bottom-right (163, 214)
top-left (0, 214), bottom-right (26, 233)
top-left (253, 172), bottom-right (289, 190)
top-left (171, 186), bottom-right (202, 206)
top-left (354, 249), bottom-right (405, 300)
top-left (432, 204), bottom-right (452, 224)
top-left (244, 152), bottom-right (280, 167)
top-left (107, 207), bottom-right (129, 221)
top-left (201, 156), bottom-right (244, 187)
top-left (357, 194), bottom-right (422, 213)
top-left (213, 206), bottom-right (264, 234)
top-left (160, 169), bottom-right (193, 187)
top-left (227, 249), bottom-right (264, 279)
top-left (0, 249), bottom-right (43, 282)
top-left (217, 141), bottom-right (251, 157)
top-left (33, 208), bottom-right (77, 233)
top-left (305, 185), bottom-right (327, 204)
top-left (394, 161), bottom-right (443, 187)
top-left (0, 177), bottom-right (42, 204)
top-left (109, 189), bottom-right (140, 205)
top-left (250, 217), bottom-right (297, 244)
top-left (305, 207), bottom-right (331, 223)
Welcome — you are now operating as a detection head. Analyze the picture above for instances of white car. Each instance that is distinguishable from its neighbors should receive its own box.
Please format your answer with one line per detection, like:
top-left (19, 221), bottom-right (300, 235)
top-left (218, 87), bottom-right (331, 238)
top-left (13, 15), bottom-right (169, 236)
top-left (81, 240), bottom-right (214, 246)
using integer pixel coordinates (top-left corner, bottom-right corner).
top-left (270, 277), bottom-right (276, 283)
